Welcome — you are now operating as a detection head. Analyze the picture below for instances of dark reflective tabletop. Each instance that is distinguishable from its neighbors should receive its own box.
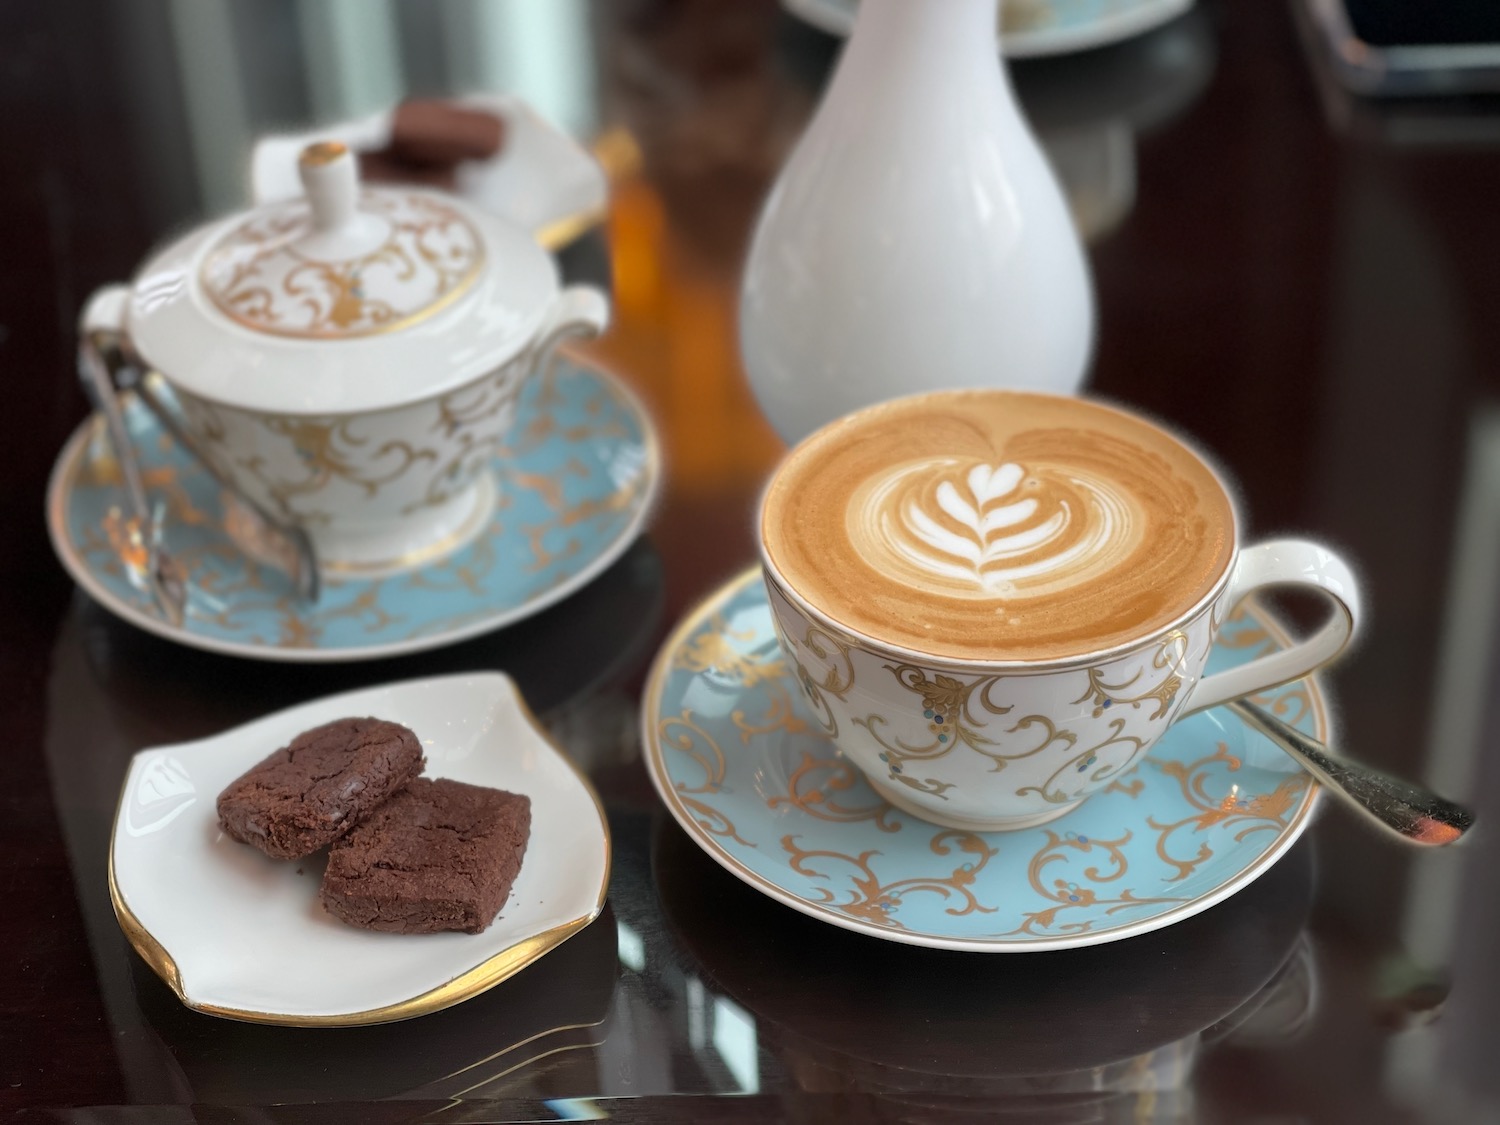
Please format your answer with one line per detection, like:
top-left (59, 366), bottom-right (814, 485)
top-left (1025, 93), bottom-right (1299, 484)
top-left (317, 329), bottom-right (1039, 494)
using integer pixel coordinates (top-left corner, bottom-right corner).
top-left (4, 0), bottom-right (1500, 1120)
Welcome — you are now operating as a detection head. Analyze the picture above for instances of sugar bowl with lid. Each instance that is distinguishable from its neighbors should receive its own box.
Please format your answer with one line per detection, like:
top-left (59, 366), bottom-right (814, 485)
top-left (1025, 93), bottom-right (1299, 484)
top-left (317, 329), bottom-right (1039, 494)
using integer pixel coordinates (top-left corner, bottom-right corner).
top-left (82, 140), bottom-right (609, 575)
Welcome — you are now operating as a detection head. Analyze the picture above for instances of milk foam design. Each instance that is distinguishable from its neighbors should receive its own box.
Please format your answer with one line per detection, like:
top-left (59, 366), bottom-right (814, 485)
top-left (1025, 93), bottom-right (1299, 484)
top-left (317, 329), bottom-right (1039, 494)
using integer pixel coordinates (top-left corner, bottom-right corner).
top-left (761, 390), bottom-right (1239, 662)
top-left (851, 458), bottom-right (1139, 599)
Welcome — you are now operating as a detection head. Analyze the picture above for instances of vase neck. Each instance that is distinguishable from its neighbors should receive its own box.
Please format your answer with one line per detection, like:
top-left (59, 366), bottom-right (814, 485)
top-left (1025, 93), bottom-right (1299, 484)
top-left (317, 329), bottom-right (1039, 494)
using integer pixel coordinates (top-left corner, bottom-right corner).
top-left (844, 0), bottom-right (1001, 73)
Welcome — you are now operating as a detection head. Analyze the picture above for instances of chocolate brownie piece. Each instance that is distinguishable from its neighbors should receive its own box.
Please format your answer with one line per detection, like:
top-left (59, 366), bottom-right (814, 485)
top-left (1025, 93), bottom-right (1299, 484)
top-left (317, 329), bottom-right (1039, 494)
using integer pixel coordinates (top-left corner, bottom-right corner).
top-left (216, 718), bottom-right (424, 860)
top-left (320, 778), bottom-right (531, 934)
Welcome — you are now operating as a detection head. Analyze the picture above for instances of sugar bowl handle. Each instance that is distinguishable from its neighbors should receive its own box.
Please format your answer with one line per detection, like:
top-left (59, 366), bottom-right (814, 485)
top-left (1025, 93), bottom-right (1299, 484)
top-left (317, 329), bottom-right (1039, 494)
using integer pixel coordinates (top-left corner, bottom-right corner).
top-left (534, 285), bottom-right (609, 361)
top-left (82, 283), bottom-right (133, 348)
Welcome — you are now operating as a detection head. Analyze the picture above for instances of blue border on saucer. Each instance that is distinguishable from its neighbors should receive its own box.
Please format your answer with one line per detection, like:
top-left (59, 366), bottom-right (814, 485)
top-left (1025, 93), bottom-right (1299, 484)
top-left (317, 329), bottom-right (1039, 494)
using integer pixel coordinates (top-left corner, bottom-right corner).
top-left (644, 568), bottom-right (1326, 951)
top-left (48, 357), bottom-right (658, 661)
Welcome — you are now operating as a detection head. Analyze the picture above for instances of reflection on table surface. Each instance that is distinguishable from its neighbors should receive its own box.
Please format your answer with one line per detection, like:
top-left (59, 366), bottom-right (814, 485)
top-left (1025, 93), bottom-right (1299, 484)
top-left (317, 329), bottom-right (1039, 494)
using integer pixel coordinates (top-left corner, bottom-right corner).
top-left (6, 0), bottom-right (1500, 1120)
top-left (653, 812), bottom-right (1317, 1115)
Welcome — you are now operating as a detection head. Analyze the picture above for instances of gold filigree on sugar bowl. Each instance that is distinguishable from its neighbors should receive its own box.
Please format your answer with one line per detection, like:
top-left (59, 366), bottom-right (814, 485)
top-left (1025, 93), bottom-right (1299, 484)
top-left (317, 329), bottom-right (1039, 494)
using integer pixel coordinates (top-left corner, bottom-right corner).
top-left (81, 140), bottom-right (609, 574)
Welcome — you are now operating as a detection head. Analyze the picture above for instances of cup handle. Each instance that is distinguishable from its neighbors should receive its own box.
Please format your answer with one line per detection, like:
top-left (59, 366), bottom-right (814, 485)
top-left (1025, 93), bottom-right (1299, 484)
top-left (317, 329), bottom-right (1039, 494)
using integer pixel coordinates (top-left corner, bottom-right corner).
top-left (1177, 539), bottom-right (1361, 716)
top-left (534, 285), bottom-right (609, 363)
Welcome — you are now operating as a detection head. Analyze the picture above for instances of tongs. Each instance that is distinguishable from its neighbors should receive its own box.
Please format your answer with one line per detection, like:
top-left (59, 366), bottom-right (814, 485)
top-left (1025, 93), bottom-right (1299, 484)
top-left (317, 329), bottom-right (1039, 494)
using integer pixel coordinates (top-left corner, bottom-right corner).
top-left (78, 329), bottom-right (320, 618)
top-left (77, 338), bottom-right (188, 627)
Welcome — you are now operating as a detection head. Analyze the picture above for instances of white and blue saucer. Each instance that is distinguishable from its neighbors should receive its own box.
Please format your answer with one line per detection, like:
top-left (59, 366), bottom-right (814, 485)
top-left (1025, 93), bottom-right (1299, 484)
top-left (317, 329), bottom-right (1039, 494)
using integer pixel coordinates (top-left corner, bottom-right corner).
top-left (47, 356), bottom-right (660, 662)
top-left (643, 567), bottom-right (1329, 952)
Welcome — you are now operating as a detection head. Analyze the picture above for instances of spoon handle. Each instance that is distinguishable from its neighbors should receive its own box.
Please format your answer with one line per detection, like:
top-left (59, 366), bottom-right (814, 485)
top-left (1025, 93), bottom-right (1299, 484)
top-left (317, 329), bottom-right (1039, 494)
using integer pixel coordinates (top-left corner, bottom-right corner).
top-left (1227, 699), bottom-right (1474, 847)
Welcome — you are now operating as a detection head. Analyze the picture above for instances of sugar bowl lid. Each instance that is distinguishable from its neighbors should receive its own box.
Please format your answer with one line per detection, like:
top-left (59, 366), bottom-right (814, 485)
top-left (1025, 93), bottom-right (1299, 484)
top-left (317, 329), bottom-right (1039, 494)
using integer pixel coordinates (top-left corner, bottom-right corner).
top-left (122, 141), bottom-right (569, 415)
top-left (201, 141), bottom-right (486, 340)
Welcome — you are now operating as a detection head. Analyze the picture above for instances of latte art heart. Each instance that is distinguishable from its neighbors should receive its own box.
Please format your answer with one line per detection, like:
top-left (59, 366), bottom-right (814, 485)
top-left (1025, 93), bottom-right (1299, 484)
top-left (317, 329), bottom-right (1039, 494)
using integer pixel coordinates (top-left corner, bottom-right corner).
top-left (761, 391), bottom-right (1234, 662)
top-left (852, 459), bottom-right (1140, 599)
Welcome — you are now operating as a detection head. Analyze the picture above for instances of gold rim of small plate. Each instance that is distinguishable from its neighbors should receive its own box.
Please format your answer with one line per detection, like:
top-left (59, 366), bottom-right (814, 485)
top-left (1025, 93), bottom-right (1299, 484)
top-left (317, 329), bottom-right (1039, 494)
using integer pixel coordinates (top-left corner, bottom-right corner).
top-left (642, 564), bottom-right (1329, 953)
top-left (107, 676), bottom-right (612, 1026)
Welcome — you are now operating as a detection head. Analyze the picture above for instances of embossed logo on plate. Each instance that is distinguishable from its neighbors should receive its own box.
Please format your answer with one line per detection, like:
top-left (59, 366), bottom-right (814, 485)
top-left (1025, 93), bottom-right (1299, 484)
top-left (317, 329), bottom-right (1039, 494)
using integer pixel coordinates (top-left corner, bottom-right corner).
top-left (125, 753), bottom-right (198, 837)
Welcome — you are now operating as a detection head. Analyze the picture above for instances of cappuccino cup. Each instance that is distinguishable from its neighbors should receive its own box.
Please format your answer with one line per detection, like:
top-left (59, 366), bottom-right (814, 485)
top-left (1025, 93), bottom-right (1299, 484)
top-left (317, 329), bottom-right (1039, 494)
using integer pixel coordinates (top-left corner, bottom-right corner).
top-left (759, 389), bottom-right (1359, 832)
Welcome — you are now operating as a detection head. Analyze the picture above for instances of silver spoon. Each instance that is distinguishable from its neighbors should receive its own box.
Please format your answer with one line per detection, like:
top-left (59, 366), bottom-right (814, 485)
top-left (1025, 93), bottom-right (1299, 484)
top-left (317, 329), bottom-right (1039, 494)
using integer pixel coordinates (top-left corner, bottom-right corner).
top-left (1228, 698), bottom-right (1474, 847)
top-left (77, 340), bottom-right (187, 628)
top-left (87, 331), bottom-right (320, 604)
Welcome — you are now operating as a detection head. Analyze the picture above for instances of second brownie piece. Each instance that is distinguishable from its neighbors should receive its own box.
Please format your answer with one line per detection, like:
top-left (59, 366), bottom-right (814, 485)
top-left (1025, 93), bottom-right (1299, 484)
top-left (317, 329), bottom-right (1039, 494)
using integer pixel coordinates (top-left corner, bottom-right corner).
top-left (216, 717), bottom-right (424, 860)
top-left (320, 778), bottom-right (532, 934)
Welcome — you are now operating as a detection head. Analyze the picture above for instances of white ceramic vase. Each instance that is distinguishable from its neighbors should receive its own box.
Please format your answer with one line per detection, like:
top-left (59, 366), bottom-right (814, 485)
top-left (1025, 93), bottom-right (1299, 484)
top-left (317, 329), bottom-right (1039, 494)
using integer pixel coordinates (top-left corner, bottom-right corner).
top-left (740, 0), bottom-right (1094, 445)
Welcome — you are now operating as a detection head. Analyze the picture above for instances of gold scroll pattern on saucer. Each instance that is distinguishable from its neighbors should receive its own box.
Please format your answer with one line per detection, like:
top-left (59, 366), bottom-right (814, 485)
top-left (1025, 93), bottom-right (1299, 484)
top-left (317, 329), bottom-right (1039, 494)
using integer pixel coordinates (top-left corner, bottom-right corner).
top-left (647, 570), bottom-right (1327, 944)
top-left (648, 580), bottom-right (1325, 941)
top-left (781, 830), bottom-right (999, 930)
top-left (665, 614), bottom-right (902, 834)
top-left (767, 752), bottom-right (904, 834)
top-left (671, 612), bottom-right (808, 744)
top-left (1216, 602), bottom-right (1278, 658)
top-left (1145, 744), bottom-right (1310, 883)
top-left (659, 618), bottom-right (1003, 932)
top-left (72, 376), bottom-right (647, 648)
top-left (999, 744), bottom-right (1308, 937)
top-left (656, 710), bottom-right (756, 848)
top-left (1000, 829), bottom-right (1185, 938)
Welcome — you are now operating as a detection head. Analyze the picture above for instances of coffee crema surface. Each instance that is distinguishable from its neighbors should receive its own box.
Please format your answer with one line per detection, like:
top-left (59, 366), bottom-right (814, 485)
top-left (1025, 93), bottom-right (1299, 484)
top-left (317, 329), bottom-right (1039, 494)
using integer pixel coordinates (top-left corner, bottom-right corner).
top-left (762, 391), bottom-right (1236, 662)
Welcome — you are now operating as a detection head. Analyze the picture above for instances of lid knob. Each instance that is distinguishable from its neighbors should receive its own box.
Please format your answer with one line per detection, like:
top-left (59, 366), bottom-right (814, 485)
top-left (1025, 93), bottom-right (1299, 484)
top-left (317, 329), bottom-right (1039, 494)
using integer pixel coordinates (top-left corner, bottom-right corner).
top-left (298, 141), bottom-right (358, 234)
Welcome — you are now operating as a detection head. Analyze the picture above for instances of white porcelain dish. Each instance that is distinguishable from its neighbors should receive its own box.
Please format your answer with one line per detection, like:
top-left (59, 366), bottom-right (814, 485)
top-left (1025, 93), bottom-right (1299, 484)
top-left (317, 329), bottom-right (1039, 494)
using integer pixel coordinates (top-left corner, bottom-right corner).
top-left (250, 95), bottom-right (609, 251)
top-left (110, 672), bottom-right (610, 1025)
